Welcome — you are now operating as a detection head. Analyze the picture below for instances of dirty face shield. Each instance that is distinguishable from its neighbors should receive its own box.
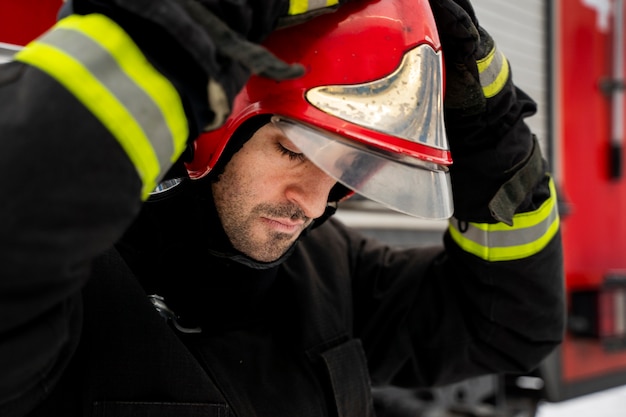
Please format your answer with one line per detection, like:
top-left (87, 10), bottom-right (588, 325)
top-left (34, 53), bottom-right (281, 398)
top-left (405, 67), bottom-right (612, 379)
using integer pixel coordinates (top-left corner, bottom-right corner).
top-left (271, 116), bottom-right (453, 220)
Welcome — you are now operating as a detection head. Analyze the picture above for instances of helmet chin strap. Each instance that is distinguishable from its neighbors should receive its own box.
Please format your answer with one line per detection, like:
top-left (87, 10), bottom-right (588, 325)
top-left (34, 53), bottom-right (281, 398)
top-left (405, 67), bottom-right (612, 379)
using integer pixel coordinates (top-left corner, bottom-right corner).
top-left (309, 202), bottom-right (338, 231)
top-left (305, 182), bottom-right (351, 230)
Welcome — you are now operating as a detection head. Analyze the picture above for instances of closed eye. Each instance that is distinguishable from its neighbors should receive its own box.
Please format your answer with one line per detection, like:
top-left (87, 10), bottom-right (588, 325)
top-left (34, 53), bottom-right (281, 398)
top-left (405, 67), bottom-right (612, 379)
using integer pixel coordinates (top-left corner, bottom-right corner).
top-left (276, 142), bottom-right (307, 162)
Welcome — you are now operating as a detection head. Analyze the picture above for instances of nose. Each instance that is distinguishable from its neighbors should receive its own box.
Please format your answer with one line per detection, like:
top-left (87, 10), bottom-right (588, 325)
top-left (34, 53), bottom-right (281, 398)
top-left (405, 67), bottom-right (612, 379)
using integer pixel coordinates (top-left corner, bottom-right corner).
top-left (284, 162), bottom-right (337, 219)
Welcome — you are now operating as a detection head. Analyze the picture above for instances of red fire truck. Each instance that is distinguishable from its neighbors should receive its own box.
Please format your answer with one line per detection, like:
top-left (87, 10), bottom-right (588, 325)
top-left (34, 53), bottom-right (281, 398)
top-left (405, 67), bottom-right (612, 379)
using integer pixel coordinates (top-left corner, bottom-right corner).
top-left (1, 0), bottom-right (625, 416)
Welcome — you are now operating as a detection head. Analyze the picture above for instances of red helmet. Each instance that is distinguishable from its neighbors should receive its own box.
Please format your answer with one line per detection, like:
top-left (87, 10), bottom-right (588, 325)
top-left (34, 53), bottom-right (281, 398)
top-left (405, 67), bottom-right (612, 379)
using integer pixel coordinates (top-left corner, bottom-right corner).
top-left (186, 0), bottom-right (453, 220)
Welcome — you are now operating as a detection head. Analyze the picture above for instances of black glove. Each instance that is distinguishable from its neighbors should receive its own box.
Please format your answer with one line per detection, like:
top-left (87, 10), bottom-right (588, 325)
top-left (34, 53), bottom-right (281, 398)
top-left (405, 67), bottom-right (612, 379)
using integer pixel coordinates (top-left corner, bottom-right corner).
top-left (71, 0), bottom-right (347, 137)
top-left (428, 0), bottom-right (546, 225)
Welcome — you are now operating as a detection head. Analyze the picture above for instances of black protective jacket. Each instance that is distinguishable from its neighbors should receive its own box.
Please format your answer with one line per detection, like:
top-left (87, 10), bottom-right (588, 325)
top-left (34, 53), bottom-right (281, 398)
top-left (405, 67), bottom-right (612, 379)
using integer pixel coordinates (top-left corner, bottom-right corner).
top-left (0, 4), bottom-right (564, 417)
top-left (4, 191), bottom-right (565, 417)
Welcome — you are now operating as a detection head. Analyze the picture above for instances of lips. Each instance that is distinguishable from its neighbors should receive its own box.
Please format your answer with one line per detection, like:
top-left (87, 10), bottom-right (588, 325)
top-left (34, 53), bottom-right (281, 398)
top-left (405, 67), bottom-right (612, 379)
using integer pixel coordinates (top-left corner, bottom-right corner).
top-left (262, 217), bottom-right (305, 233)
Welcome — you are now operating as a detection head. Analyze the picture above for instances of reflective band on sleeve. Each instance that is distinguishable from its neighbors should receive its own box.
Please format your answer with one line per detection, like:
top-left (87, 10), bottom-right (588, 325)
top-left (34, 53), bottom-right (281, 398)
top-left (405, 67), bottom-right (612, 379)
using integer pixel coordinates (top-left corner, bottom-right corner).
top-left (288, 0), bottom-right (339, 15)
top-left (448, 177), bottom-right (560, 262)
top-left (14, 14), bottom-right (188, 199)
top-left (477, 45), bottom-right (509, 99)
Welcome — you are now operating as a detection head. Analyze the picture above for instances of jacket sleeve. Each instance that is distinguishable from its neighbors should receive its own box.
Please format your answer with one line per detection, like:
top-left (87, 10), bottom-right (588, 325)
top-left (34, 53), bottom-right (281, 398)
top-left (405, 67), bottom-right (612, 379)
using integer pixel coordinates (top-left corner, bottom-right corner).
top-left (349, 111), bottom-right (565, 389)
top-left (0, 15), bottom-right (189, 416)
top-left (364, 3), bottom-right (565, 386)
top-left (348, 58), bottom-right (565, 386)
top-left (0, 5), bottom-right (275, 414)
top-left (349, 179), bottom-right (564, 389)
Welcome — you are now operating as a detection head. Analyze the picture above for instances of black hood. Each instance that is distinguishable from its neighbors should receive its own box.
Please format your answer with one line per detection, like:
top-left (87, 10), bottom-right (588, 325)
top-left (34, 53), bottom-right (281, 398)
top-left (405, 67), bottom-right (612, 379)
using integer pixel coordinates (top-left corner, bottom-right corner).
top-left (116, 178), bottom-right (289, 330)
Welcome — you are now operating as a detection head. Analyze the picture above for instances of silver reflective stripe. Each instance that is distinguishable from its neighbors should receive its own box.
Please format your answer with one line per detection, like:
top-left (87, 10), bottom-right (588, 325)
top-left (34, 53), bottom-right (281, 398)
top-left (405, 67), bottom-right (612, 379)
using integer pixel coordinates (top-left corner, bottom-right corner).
top-left (450, 206), bottom-right (558, 248)
top-left (307, 0), bottom-right (333, 9)
top-left (40, 28), bottom-right (174, 173)
top-left (478, 45), bottom-right (509, 98)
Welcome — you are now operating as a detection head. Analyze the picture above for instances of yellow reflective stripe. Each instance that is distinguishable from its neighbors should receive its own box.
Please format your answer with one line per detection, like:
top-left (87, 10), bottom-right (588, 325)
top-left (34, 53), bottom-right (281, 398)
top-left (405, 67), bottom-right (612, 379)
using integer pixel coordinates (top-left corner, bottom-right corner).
top-left (288, 0), bottom-right (339, 15)
top-left (449, 177), bottom-right (560, 262)
top-left (15, 14), bottom-right (188, 200)
top-left (60, 15), bottom-right (189, 160)
top-left (15, 41), bottom-right (158, 193)
top-left (477, 45), bottom-right (509, 98)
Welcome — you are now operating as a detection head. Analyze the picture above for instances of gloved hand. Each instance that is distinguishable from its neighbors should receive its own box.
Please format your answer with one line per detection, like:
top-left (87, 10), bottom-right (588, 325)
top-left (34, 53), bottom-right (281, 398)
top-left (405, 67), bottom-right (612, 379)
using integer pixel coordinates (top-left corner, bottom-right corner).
top-left (428, 0), bottom-right (546, 225)
top-left (71, 0), bottom-right (348, 135)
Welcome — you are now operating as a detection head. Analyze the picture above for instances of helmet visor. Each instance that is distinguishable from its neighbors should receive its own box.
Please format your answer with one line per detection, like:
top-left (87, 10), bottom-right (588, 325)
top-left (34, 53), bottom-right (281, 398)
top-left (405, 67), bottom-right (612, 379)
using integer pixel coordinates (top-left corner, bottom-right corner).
top-left (272, 116), bottom-right (453, 220)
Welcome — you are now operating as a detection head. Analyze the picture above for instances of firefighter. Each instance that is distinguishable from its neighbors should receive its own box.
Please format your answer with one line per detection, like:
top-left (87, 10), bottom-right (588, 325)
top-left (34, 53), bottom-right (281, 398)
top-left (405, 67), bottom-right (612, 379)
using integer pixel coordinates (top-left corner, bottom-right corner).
top-left (0, 0), bottom-right (564, 416)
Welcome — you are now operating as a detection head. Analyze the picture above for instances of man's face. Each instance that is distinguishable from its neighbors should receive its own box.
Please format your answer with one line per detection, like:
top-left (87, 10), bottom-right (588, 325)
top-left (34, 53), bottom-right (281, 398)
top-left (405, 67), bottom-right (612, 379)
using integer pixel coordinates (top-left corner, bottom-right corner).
top-left (211, 123), bottom-right (338, 262)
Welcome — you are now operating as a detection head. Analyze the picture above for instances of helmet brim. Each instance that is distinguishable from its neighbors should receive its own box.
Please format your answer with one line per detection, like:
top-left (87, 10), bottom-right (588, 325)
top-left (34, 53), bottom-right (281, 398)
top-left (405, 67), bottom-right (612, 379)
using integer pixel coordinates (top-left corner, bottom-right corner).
top-left (272, 117), bottom-right (453, 220)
